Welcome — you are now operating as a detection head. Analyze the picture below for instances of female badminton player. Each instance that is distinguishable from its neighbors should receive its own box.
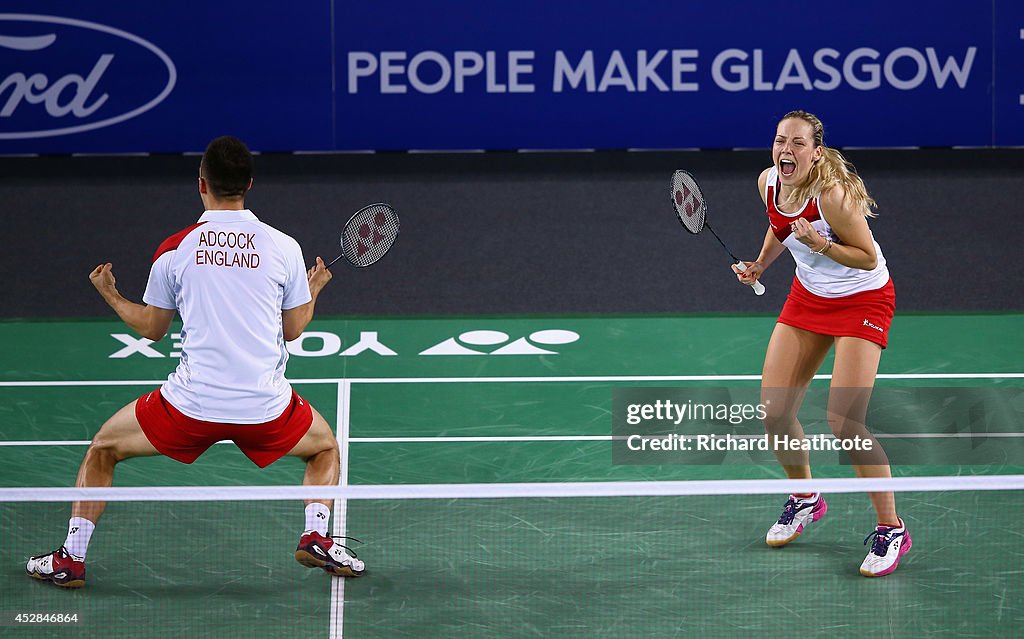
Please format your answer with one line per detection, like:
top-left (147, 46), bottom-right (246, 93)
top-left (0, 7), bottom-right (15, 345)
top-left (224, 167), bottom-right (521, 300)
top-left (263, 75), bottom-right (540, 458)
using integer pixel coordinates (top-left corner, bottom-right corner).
top-left (734, 110), bottom-right (910, 577)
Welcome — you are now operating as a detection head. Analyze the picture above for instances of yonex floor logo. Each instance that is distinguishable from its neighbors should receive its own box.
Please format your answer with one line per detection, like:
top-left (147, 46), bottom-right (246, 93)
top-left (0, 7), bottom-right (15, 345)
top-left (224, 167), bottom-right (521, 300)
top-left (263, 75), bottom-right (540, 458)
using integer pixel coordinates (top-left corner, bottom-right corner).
top-left (0, 14), bottom-right (177, 140)
top-left (419, 330), bottom-right (580, 355)
top-left (107, 329), bottom-right (581, 358)
top-left (286, 331), bottom-right (396, 357)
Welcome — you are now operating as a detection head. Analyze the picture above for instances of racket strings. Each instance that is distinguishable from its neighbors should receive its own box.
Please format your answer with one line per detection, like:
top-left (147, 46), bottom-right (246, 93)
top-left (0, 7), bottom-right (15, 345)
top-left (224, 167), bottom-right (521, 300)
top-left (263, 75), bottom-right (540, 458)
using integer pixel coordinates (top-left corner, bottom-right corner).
top-left (342, 203), bottom-right (400, 267)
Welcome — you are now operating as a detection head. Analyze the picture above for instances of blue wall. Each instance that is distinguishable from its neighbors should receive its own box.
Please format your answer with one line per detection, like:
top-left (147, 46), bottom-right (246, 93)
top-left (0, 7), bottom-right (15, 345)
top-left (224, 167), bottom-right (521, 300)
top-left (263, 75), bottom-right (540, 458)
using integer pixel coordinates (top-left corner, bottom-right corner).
top-left (2, 2), bottom-right (1022, 153)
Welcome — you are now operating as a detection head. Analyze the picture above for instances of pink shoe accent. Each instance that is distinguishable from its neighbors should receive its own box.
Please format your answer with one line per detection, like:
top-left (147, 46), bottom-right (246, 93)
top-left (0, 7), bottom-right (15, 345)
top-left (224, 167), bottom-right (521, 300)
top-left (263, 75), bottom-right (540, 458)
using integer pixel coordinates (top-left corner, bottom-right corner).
top-left (793, 497), bottom-right (827, 533)
top-left (811, 496), bottom-right (828, 522)
top-left (869, 530), bottom-right (912, 577)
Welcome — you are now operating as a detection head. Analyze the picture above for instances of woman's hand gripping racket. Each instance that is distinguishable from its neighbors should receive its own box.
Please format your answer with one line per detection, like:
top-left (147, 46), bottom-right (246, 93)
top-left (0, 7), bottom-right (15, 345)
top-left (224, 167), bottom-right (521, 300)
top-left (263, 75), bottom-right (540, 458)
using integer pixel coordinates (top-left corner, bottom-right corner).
top-left (325, 203), bottom-right (401, 269)
top-left (670, 170), bottom-right (765, 295)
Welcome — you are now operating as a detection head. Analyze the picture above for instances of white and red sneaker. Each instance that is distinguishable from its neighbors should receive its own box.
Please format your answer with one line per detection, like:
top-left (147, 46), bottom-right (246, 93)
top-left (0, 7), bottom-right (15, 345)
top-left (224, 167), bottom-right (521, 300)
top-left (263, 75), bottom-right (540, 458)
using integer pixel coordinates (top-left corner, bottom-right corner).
top-left (860, 518), bottom-right (912, 577)
top-left (766, 494), bottom-right (828, 547)
top-left (295, 531), bottom-right (365, 577)
top-left (26, 546), bottom-right (86, 589)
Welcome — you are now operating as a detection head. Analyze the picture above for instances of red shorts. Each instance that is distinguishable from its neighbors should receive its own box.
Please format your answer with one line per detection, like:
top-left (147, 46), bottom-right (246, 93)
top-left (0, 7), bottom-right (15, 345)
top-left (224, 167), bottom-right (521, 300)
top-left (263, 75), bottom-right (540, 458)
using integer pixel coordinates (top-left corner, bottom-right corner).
top-left (135, 388), bottom-right (314, 468)
top-left (778, 276), bottom-right (896, 348)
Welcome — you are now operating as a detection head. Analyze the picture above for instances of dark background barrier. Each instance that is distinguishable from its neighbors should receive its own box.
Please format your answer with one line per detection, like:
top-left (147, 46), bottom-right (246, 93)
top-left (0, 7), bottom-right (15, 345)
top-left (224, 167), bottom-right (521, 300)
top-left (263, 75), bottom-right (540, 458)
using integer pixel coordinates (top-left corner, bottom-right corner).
top-left (3, 148), bottom-right (1022, 318)
top-left (3, 4), bottom-right (1022, 317)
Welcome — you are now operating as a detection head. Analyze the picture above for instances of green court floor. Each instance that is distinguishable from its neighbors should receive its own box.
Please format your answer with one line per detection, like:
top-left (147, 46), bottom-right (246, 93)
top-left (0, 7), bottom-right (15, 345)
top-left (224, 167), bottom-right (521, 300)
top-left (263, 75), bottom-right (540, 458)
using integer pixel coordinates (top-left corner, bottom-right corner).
top-left (0, 314), bottom-right (1021, 638)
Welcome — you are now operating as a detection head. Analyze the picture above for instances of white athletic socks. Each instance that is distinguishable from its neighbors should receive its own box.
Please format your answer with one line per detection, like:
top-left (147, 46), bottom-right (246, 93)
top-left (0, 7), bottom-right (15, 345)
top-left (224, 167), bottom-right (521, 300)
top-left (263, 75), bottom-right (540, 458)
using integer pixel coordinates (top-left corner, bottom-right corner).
top-left (304, 503), bottom-right (331, 536)
top-left (64, 517), bottom-right (95, 560)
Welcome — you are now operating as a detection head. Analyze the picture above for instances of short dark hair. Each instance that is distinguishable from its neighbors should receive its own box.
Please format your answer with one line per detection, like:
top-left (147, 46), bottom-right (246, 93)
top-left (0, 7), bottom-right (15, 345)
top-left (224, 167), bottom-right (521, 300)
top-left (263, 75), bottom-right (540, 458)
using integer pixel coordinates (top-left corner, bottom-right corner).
top-left (200, 136), bottom-right (253, 198)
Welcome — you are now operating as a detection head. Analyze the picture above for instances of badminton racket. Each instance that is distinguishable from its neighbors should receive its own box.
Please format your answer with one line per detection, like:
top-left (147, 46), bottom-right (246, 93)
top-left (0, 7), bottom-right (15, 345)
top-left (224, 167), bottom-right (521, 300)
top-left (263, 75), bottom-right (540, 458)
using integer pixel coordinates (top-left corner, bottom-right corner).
top-left (325, 203), bottom-right (400, 269)
top-left (670, 170), bottom-right (765, 295)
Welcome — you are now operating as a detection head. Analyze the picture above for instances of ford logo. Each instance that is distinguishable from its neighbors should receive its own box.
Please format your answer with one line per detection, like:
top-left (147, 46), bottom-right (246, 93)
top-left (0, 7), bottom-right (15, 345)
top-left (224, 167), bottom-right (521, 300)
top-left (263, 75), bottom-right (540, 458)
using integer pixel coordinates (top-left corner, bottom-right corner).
top-left (0, 14), bottom-right (176, 139)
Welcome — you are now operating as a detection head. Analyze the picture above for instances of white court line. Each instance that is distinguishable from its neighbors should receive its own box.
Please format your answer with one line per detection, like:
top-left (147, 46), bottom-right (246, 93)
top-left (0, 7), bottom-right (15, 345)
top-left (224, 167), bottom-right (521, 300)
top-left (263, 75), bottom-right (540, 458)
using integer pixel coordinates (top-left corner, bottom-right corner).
top-left (313, 373), bottom-right (1024, 384)
top-left (6, 432), bottom-right (1024, 447)
top-left (0, 440), bottom-right (248, 447)
top-left (0, 440), bottom-right (94, 446)
top-left (3, 474), bottom-right (1023, 501)
top-left (0, 380), bottom-right (169, 386)
top-left (351, 435), bottom-right (614, 443)
top-left (0, 372), bottom-right (1021, 387)
top-left (330, 380), bottom-right (351, 639)
top-left (349, 433), bottom-right (1024, 443)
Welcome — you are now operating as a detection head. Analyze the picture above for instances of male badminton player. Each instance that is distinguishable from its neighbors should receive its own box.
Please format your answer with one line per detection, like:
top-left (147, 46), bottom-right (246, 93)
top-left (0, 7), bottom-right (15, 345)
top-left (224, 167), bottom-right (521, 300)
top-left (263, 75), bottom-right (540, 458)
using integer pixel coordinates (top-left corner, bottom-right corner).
top-left (733, 111), bottom-right (909, 577)
top-left (26, 136), bottom-right (364, 588)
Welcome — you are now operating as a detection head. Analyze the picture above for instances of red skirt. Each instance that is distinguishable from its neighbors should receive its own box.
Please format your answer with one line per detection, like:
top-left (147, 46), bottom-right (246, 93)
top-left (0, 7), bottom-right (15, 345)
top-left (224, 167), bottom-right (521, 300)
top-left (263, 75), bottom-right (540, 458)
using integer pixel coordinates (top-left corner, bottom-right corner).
top-left (778, 276), bottom-right (896, 348)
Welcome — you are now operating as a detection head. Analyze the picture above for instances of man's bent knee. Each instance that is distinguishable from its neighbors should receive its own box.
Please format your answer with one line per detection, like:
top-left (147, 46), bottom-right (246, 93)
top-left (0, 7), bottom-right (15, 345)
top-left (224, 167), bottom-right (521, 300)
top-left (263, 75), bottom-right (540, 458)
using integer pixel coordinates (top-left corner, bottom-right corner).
top-left (82, 439), bottom-right (124, 467)
top-left (287, 412), bottom-right (338, 460)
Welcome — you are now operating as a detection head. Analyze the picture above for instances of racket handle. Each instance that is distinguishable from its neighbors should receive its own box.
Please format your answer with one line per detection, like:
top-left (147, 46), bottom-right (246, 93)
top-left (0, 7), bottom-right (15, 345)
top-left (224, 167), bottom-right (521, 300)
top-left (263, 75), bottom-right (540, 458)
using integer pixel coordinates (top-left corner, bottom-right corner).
top-left (734, 261), bottom-right (766, 296)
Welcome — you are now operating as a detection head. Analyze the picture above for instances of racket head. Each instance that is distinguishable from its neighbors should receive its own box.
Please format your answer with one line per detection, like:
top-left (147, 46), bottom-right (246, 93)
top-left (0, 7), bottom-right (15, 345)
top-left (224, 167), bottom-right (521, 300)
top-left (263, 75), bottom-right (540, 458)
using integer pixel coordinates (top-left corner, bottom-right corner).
top-left (340, 203), bottom-right (400, 267)
top-left (670, 170), bottom-right (707, 235)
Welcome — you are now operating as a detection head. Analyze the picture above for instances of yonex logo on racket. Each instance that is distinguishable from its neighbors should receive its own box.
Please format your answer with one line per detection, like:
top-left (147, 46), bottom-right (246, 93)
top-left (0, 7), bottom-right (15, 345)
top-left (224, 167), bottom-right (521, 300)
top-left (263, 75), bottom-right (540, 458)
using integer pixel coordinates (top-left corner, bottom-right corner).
top-left (334, 203), bottom-right (400, 269)
top-left (355, 209), bottom-right (391, 258)
top-left (675, 184), bottom-right (698, 218)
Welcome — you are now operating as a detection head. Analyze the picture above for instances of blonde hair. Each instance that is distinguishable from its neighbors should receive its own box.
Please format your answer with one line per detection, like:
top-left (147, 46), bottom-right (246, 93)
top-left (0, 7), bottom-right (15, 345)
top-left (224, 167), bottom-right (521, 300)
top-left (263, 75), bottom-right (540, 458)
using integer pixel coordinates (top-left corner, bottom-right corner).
top-left (779, 110), bottom-right (877, 217)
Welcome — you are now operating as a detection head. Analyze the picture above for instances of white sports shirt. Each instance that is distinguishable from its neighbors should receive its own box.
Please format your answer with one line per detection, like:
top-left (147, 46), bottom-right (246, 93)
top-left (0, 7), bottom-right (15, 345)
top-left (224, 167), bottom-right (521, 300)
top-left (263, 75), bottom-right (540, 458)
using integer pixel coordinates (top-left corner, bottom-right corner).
top-left (143, 209), bottom-right (311, 423)
top-left (764, 167), bottom-right (889, 298)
